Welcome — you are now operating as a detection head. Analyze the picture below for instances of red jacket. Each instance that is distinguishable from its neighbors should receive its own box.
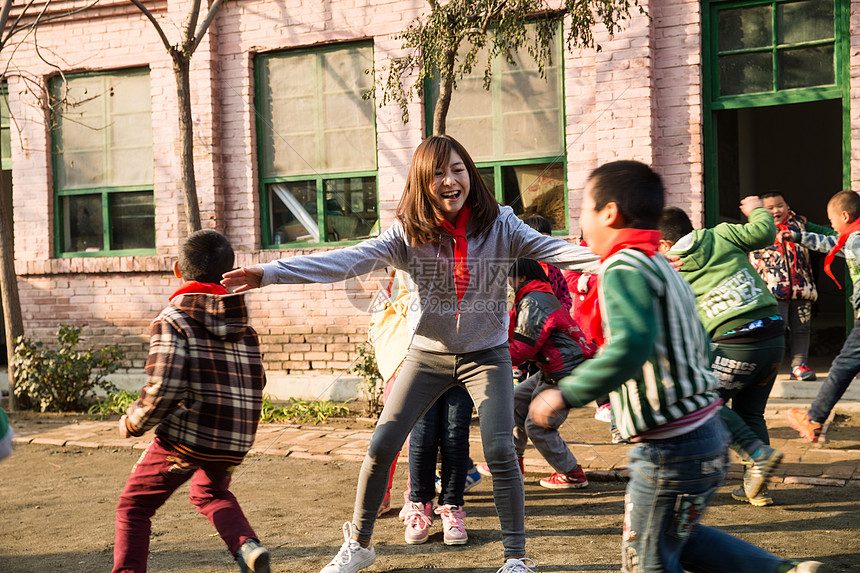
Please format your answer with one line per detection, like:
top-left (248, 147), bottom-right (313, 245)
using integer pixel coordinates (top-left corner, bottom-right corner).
top-left (508, 280), bottom-right (597, 380)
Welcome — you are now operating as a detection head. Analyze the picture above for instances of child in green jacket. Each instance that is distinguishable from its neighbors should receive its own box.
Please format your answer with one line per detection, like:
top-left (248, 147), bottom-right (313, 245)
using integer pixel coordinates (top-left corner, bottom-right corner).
top-left (657, 199), bottom-right (785, 507)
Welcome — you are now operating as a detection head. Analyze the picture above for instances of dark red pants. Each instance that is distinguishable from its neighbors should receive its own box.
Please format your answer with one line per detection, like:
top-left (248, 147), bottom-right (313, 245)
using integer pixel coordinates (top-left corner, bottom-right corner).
top-left (112, 438), bottom-right (257, 573)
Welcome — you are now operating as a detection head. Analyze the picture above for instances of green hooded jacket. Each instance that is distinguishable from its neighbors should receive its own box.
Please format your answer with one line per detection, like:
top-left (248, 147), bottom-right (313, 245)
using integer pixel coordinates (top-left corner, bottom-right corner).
top-left (668, 207), bottom-right (779, 338)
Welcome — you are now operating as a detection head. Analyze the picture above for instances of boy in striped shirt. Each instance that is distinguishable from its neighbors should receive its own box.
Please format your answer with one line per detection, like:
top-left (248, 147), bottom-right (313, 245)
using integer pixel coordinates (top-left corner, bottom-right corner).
top-left (530, 161), bottom-right (821, 573)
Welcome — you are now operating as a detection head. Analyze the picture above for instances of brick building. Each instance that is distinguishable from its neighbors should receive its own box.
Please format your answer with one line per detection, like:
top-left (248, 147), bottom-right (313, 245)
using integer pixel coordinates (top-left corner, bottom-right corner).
top-left (1, 0), bottom-right (856, 398)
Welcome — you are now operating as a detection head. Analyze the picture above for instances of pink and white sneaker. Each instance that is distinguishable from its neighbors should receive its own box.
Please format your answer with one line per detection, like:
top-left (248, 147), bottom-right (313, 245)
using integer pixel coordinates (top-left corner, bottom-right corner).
top-left (434, 504), bottom-right (468, 545)
top-left (401, 500), bottom-right (433, 544)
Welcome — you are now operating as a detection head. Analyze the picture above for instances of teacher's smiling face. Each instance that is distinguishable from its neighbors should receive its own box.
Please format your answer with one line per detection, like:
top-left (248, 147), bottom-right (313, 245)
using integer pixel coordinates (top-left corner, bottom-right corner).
top-left (432, 149), bottom-right (470, 224)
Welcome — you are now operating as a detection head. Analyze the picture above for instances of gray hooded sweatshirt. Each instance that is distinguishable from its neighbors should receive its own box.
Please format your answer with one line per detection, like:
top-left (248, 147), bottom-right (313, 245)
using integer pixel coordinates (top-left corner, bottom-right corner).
top-left (260, 206), bottom-right (599, 354)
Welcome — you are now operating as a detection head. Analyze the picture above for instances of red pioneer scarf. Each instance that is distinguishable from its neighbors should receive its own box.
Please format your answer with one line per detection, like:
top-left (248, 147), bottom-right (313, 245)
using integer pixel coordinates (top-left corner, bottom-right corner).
top-left (824, 218), bottom-right (860, 288)
top-left (438, 203), bottom-right (472, 317)
top-left (582, 229), bottom-right (661, 345)
top-left (169, 281), bottom-right (228, 301)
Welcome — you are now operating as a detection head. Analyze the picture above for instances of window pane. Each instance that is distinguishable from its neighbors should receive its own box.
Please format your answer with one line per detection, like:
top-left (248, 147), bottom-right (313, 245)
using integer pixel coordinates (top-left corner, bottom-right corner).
top-left (109, 191), bottom-right (155, 250)
top-left (324, 177), bottom-right (378, 241)
top-left (778, 45), bottom-right (835, 89)
top-left (719, 52), bottom-right (773, 96)
top-left (718, 6), bottom-right (772, 52)
top-left (55, 71), bottom-right (152, 190)
top-left (259, 45), bottom-right (376, 177)
top-left (502, 163), bottom-right (566, 230)
top-left (477, 167), bottom-right (495, 196)
top-left (269, 181), bottom-right (319, 244)
top-left (778, 0), bottom-right (834, 44)
top-left (62, 194), bottom-right (103, 252)
top-left (444, 25), bottom-right (562, 162)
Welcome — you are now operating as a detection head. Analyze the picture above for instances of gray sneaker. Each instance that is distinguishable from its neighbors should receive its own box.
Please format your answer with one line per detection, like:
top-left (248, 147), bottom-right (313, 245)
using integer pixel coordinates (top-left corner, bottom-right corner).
top-left (236, 539), bottom-right (270, 573)
top-left (496, 557), bottom-right (537, 572)
top-left (320, 522), bottom-right (376, 573)
top-left (744, 445), bottom-right (783, 499)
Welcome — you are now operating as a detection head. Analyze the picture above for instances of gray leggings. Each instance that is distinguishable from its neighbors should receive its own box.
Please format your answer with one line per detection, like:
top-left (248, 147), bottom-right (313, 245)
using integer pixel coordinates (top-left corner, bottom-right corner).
top-left (351, 345), bottom-right (526, 557)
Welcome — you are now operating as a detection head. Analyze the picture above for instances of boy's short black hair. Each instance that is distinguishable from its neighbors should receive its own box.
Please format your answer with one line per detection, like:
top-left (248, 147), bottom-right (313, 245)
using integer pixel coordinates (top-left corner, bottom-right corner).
top-left (658, 207), bottom-right (695, 245)
top-left (829, 190), bottom-right (860, 223)
top-left (522, 214), bottom-right (552, 235)
top-left (587, 160), bottom-right (664, 230)
top-left (760, 191), bottom-right (785, 201)
top-left (178, 230), bottom-right (235, 284)
top-left (508, 258), bottom-right (549, 283)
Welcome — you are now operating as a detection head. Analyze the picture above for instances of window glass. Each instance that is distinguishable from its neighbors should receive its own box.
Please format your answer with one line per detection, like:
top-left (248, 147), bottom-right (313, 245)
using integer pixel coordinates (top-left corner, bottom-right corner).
top-left (444, 26), bottom-right (562, 163)
top-left (62, 194), bottom-right (103, 252)
top-left (325, 177), bottom-right (377, 241)
top-left (56, 72), bottom-right (152, 190)
top-left (0, 90), bottom-right (10, 169)
top-left (719, 52), bottom-right (774, 96)
top-left (502, 163), bottom-right (566, 230)
top-left (109, 191), bottom-right (155, 250)
top-left (778, 45), bottom-right (835, 89)
top-left (778, 0), bottom-right (834, 44)
top-left (258, 44), bottom-right (379, 246)
top-left (718, 6), bottom-right (772, 52)
top-left (259, 45), bottom-right (376, 177)
top-left (53, 69), bottom-right (155, 254)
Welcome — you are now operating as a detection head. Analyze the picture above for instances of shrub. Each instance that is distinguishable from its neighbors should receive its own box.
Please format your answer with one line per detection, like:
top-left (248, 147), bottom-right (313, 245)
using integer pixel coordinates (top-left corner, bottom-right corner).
top-left (13, 324), bottom-right (125, 412)
top-left (349, 341), bottom-right (384, 416)
top-left (88, 388), bottom-right (138, 417)
top-left (259, 394), bottom-right (350, 424)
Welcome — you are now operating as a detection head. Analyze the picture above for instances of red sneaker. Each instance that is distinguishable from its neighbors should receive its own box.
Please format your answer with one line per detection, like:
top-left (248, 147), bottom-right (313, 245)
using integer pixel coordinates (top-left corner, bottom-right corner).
top-left (790, 364), bottom-right (817, 381)
top-left (539, 465), bottom-right (588, 489)
top-left (786, 408), bottom-right (822, 443)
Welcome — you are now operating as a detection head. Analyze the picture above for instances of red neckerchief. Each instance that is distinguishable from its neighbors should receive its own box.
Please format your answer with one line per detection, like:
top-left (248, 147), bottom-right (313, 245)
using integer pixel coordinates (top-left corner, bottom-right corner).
top-left (824, 218), bottom-right (860, 288)
top-left (509, 280), bottom-right (554, 338)
top-left (777, 217), bottom-right (797, 271)
top-left (438, 203), bottom-right (472, 317)
top-left (583, 229), bottom-right (661, 345)
top-left (169, 281), bottom-right (228, 301)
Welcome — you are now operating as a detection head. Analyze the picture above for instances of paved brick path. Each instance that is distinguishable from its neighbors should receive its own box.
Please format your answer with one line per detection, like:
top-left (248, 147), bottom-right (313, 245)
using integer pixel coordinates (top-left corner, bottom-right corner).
top-left (11, 401), bottom-right (860, 488)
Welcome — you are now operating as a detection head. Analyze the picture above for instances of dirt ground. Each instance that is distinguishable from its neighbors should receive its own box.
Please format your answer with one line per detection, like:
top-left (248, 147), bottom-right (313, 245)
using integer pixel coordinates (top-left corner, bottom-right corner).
top-left (1, 414), bottom-right (859, 573)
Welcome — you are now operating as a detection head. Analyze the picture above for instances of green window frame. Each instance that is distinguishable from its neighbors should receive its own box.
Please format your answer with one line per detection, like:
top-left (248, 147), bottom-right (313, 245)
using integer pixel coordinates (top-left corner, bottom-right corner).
top-left (704, 0), bottom-right (844, 107)
top-left (426, 24), bottom-right (567, 234)
top-left (50, 69), bottom-right (155, 257)
top-left (255, 42), bottom-right (379, 248)
top-left (702, 0), bottom-right (850, 225)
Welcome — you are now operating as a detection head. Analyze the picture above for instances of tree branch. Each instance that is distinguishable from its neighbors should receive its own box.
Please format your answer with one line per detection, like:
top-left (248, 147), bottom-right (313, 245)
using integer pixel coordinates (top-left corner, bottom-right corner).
top-left (129, 0), bottom-right (174, 54)
top-left (189, 0), bottom-right (225, 54)
top-left (184, 0), bottom-right (202, 50)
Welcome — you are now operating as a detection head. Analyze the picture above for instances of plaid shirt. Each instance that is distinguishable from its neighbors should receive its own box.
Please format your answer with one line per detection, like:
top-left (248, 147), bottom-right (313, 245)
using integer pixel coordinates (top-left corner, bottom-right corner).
top-left (124, 291), bottom-right (266, 464)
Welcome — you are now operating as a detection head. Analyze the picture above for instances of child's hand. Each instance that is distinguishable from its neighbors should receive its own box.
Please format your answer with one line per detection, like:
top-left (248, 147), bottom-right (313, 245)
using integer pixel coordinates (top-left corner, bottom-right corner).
top-left (777, 229), bottom-right (795, 243)
top-left (118, 415), bottom-right (130, 439)
top-left (529, 388), bottom-right (567, 428)
top-left (740, 195), bottom-right (763, 216)
top-left (222, 265), bottom-right (264, 293)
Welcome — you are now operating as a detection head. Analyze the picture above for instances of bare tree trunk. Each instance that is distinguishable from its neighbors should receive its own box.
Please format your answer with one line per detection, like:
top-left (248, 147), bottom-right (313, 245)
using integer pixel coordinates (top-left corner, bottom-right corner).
top-left (433, 49), bottom-right (458, 135)
top-left (173, 56), bottom-right (201, 234)
top-left (0, 167), bottom-right (22, 411)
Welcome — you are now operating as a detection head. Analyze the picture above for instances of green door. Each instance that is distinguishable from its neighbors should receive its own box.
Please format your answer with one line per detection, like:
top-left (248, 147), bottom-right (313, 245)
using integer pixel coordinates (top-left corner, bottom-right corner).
top-left (702, 0), bottom-right (851, 363)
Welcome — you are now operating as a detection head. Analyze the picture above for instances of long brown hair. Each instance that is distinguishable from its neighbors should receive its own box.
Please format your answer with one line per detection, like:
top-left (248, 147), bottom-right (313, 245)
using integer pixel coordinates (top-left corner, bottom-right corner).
top-left (396, 135), bottom-right (499, 244)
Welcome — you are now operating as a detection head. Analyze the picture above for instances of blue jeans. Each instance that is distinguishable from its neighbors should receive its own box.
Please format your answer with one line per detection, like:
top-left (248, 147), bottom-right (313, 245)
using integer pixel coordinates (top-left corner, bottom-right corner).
top-left (623, 416), bottom-right (793, 573)
top-left (408, 385), bottom-right (473, 506)
top-left (809, 319), bottom-right (860, 424)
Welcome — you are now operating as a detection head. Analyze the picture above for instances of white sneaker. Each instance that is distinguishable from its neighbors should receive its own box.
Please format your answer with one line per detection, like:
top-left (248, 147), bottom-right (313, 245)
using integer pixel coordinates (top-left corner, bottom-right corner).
top-left (496, 557), bottom-right (537, 572)
top-left (320, 522), bottom-right (376, 573)
top-left (786, 561), bottom-right (824, 573)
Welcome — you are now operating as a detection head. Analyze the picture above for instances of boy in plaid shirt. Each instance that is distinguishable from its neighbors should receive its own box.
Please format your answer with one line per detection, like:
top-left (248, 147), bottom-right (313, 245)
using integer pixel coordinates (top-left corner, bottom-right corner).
top-left (113, 230), bottom-right (269, 573)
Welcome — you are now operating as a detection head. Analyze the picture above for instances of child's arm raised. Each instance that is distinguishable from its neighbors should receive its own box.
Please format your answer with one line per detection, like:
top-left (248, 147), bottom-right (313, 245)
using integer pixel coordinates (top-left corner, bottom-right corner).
top-left (716, 204), bottom-right (777, 252)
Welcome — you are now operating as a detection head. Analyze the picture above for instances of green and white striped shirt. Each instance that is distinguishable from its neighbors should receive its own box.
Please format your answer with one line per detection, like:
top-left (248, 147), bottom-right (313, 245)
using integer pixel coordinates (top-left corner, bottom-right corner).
top-left (559, 248), bottom-right (719, 440)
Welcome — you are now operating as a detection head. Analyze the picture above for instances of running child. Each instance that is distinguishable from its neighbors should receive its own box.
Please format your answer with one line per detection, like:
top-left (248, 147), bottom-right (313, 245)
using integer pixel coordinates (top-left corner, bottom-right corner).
top-left (530, 160), bottom-right (822, 573)
top-left (114, 230), bottom-right (269, 573)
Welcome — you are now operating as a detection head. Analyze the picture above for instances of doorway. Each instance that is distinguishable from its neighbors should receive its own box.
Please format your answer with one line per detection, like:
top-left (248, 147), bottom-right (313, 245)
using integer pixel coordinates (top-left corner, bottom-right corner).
top-left (713, 98), bottom-right (846, 367)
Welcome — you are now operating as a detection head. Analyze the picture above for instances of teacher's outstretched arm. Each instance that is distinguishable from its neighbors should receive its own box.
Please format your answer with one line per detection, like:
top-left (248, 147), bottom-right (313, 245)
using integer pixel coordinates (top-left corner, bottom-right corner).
top-left (222, 265), bottom-right (264, 293)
